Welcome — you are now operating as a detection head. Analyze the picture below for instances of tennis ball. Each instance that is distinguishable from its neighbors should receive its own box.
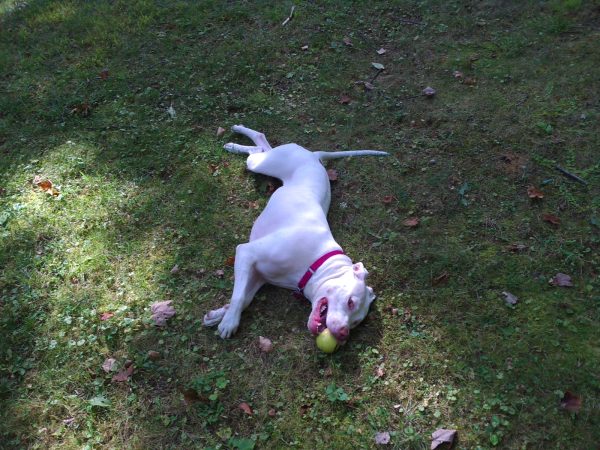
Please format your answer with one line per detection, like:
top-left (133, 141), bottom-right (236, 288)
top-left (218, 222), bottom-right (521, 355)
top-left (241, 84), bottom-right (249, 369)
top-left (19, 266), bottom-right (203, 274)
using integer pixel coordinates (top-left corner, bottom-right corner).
top-left (316, 329), bottom-right (339, 353)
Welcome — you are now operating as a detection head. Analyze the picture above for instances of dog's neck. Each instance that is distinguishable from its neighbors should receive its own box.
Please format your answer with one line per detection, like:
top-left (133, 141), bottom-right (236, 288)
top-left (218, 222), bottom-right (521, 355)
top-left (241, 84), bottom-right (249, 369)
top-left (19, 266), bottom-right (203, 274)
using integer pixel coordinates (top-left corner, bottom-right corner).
top-left (303, 254), bottom-right (353, 304)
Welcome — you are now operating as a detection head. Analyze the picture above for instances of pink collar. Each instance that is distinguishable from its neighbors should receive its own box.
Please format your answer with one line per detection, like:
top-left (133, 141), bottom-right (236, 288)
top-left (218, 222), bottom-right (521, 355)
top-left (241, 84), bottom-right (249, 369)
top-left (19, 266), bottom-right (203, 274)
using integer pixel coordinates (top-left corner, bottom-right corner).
top-left (296, 250), bottom-right (345, 296)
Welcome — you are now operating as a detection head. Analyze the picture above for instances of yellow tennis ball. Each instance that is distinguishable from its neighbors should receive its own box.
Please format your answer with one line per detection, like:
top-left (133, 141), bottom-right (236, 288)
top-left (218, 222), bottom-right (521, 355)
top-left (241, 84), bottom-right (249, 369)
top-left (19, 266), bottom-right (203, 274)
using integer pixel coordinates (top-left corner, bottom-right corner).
top-left (316, 328), bottom-right (339, 353)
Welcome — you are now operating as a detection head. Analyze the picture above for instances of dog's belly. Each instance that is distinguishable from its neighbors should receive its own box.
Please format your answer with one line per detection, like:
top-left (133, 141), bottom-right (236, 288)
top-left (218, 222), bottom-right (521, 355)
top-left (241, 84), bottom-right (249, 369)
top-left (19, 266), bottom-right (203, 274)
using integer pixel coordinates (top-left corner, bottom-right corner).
top-left (250, 186), bottom-right (329, 241)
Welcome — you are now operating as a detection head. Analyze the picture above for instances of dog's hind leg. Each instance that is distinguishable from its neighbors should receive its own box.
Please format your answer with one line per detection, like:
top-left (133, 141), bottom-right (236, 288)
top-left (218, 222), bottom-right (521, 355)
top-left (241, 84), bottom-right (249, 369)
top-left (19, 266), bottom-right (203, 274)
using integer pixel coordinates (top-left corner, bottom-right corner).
top-left (231, 125), bottom-right (273, 152)
top-left (215, 243), bottom-right (264, 338)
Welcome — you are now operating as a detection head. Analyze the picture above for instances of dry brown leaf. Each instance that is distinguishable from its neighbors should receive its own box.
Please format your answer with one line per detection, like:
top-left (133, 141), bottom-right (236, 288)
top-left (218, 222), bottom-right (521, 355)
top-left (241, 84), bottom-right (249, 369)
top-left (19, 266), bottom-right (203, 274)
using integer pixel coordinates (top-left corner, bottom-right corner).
top-left (375, 431), bottom-right (391, 445)
top-left (432, 271), bottom-right (449, 286)
top-left (339, 94), bottom-right (351, 104)
top-left (560, 391), bottom-right (582, 412)
top-left (507, 243), bottom-right (528, 253)
top-left (268, 408), bottom-right (277, 417)
top-left (150, 300), bottom-right (176, 326)
top-left (502, 291), bottom-right (518, 305)
top-left (102, 357), bottom-right (117, 373)
top-left (35, 178), bottom-right (60, 196)
top-left (111, 363), bottom-right (133, 382)
top-left (99, 312), bottom-right (114, 321)
top-left (422, 86), bottom-right (436, 97)
top-left (225, 256), bottom-right (235, 266)
top-left (216, 127), bottom-right (226, 137)
top-left (239, 402), bottom-right (253, 415)
top-left (99, 69), bottom-right (109, 80)
top-left (258, 336), bottom-right (274, 353)
top-left (382, 195), bottom-right (394, 204)
top-left (431, 429), bottom-right (457, 449)
top-left (403, 217), bottom-right (420, 227)
top-left (463, 76), bottom-right (477, 86)
top-left (147, 350), bottom-right (161, 360)
top-left (327, 169), bottom-right (339, 181)
top-left (527, 186), bottom-right (544, 199)
top-left (550, 273), bottom-right (573, 287)
top-left (542, 213), bottom-right (560, 225)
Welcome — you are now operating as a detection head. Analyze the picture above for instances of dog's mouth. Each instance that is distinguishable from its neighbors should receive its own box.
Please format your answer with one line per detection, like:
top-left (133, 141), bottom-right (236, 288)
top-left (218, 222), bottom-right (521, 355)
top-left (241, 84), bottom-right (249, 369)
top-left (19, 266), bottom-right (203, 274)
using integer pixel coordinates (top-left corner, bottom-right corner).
top-left (309, 297), bottom-right (328, 335)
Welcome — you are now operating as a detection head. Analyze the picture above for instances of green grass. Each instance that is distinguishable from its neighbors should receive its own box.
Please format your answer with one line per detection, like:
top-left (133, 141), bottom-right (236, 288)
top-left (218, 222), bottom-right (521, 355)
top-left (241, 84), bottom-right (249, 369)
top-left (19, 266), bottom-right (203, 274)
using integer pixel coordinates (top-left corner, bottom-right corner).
top-left (1, 0), bottom-right (599, 448)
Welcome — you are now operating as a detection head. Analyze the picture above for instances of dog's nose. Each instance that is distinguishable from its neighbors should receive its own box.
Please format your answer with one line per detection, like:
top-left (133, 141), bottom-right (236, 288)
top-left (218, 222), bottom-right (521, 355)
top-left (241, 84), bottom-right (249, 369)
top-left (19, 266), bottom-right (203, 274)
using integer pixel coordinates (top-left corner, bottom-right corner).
top-left (336, 327), bottom-right (349, 341)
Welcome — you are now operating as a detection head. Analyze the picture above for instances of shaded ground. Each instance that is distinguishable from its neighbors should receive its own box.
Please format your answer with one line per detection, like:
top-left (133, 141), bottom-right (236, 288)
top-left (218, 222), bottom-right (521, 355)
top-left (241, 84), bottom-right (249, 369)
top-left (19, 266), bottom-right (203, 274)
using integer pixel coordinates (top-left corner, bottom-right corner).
top-left (0, 1), bottom-right (599, 448)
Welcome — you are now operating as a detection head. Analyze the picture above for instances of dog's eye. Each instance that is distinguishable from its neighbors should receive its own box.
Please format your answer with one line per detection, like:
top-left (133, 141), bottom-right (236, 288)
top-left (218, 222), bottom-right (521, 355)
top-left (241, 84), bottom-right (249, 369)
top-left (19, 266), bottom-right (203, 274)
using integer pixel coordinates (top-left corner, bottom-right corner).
top-left (347, 298), bottom-right (355, 310)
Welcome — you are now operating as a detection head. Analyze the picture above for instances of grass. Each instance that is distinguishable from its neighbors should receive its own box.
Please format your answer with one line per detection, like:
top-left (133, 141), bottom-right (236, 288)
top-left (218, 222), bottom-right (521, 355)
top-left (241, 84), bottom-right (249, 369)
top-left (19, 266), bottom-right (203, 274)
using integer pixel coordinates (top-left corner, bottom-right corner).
top-left (1, 0), bottom-right (599, 448)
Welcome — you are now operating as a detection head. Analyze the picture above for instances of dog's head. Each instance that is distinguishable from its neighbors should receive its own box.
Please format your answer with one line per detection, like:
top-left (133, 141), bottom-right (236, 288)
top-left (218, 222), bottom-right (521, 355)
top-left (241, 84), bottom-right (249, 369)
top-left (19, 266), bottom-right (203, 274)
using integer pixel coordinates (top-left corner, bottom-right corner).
top-left (307, 262), bottom-right (375, 343)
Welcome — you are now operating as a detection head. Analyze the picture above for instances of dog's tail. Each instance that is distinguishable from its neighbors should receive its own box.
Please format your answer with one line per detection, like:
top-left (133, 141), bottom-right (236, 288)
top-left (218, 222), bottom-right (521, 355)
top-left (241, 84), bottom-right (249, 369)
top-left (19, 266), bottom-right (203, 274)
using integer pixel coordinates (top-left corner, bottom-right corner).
top-left (315, 150), bottom-right (389, 161)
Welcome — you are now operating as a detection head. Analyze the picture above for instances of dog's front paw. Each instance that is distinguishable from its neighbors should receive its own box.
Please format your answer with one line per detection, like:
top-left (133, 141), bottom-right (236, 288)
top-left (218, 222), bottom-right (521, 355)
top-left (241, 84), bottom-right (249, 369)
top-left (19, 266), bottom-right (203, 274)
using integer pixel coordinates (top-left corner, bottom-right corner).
top-left (203, 305), bottom-right (229, 327)
top-left (217, 313), bottom-right (240, 339)
top-left (231, 124), bottom-right (245, 133)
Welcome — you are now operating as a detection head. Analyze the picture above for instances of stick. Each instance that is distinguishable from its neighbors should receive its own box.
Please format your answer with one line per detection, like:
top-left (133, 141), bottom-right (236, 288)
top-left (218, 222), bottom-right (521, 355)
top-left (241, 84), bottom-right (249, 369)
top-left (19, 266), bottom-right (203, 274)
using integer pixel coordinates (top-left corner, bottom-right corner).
top-left (282, 5), bottom-right (295, 26)
top-left (555, 165), bottom-right (588, 185)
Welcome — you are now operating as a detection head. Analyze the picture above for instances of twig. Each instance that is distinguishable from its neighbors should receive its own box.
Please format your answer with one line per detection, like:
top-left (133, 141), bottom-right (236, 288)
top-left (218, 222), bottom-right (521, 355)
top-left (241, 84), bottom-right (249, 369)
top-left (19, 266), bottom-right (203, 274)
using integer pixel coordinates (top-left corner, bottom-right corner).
top-left (369, 69), bottom-right (383, 84)
top-left (555, 165), bottom-right (588, 185)
top-left (281, 5), bottom-right (295, 26)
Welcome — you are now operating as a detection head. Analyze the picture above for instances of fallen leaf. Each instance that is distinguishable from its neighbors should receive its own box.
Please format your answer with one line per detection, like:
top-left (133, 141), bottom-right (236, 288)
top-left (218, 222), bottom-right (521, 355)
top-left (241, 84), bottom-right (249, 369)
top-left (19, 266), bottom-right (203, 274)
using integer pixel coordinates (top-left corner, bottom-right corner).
top-left (506, 243), bottom-right (528, 253)
top-left (147, 350), bottom-right (161, 360)
top-left (403, 217), bottom-right (420, 227)
top-left (299, 404), bottom-right (311, 415)
top-left (239, 402), bottom-right (253, 415)
top-left (375, 431), bottom-right (391, 445)
top-left (258, 336), bottom-right (273, 353)
top-left (560, 391), bottom-right (582, 412)
top-left (431, 429), bottom-right (457, 449)
top-left (111, 363), bottom-right (133, 382)
top-left (214, 269), bottom-right (225, 278)
top-left (301, 45), bottom-right (309, 51)
top-left (502, 291), bottom-right (518, 305)
top-left (216, 126), bottom-right (226, 137)
top-left (99, 69), bottom-right (109, 80)
top-left (382, 195), bottom-right (394, 204)
top-left (225, 256), bottom-right (235, 266)
top-left (463, 76), bottom-right (477, 86)
top-left (422, 86), bottom-right (436, 97)
top-left (167, 104), bottom-right (176, 119)
top-left (70, 102), bottom-right (91, 117)
top-left (268, 408), bottom-right (277, 417)
top-left (181, 388), bottom-right (206, 405)
top-left (339, 94), bottom-right (351, 104)
top-left (89, 395), bottom-right (111, 408)
top-left (375, 365), bottom-right (385, 378)
top-left (343, 36), bottom-right (353, 46)
top-left (151, 300), bottom-right (176, 326)
top-left (170, 264), bottom-right (180, 274)
top-left (371, 62), bottom-right (385, 71)
top-left (550, 273), bottom-right (573, 287)
top-left (432, 271), bottom-right (449, 286)
top-left (62, 417), bottom-right (76, 426)
top-left (376, 48), bottom-right (387, 55)
top-left (247, 200), bottom-right (259, 210)
top-left (527, 186), bottom-right (544, 199)
top-left (452, 70), bottom-right (464, 79)
top-left (34, 178), bottom-right (60, 196)
top-left (99, 312), bottom-right (114, 321)
top-left (327, 169), bottom-right (339, 181)
top-left (102, 357), bottom-right (117, 373)
top-left (542, 213), bottom-right (560, 225)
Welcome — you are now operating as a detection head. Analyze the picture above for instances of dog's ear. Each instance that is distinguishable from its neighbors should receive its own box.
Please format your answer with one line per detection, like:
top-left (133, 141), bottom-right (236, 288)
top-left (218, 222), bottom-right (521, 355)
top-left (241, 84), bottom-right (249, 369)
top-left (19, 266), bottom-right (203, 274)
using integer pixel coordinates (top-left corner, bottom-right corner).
top-left (367, 286), bottom-right (376, 304)
top-left (353, 262), bottom-right (368, 280)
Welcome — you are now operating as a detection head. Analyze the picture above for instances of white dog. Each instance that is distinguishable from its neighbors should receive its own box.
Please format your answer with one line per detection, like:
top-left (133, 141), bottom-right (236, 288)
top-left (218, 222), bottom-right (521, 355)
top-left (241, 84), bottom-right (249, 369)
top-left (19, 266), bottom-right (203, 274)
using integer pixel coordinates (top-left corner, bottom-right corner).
top-left (203, 125), bottom-right (387, 342)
